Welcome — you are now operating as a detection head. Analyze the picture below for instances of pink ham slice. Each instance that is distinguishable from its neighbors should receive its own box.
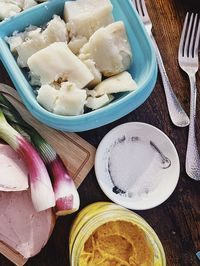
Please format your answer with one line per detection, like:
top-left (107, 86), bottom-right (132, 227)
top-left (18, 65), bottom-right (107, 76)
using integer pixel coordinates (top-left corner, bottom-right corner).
top-left (0, 143), bottom-right (28, 191)
top-left (0, 190), bottom-right (55, 258)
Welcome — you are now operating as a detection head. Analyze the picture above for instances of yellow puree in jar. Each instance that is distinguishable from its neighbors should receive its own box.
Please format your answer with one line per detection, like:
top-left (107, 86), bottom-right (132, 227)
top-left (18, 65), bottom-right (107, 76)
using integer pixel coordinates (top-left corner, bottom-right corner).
top-left (79, 220), bottom-right (154, 266)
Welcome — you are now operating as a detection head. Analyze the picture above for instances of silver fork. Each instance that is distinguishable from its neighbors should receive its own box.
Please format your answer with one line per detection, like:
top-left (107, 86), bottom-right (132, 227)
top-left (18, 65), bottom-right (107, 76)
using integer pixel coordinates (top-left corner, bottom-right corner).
top-left (178, 13), bottom-right (200, 181)
top-left (131, 0), bottom-right (190, 128)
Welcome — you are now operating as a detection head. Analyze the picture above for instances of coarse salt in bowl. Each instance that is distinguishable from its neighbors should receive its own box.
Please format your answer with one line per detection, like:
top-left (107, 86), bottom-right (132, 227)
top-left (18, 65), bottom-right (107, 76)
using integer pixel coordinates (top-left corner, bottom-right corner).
top-left (0, 0), bottom-right (157, 132)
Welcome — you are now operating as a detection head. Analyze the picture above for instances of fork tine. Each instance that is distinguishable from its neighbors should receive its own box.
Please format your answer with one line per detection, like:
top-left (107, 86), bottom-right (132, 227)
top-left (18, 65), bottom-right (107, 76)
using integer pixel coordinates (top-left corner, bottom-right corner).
top-left (189, 14), bottom-right (198, 57)
top-left (194, 16), bottom-right (200, 57)
top-left (184, 13), bottom-right (194, 57)
top-left (179, 12), bottom-right (189, 57)
top-left (135, 0), bottom-right (144, 17)
top-left (140, 0), bottom-right (149, 17)
top-left (132, 0), bottom-right (138, 13)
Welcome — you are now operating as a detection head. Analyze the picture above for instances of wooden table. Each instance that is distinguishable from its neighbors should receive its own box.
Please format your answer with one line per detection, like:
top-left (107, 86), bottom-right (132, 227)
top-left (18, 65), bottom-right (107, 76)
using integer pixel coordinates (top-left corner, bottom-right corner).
top-left (0, 0), bottom-right (200, 265)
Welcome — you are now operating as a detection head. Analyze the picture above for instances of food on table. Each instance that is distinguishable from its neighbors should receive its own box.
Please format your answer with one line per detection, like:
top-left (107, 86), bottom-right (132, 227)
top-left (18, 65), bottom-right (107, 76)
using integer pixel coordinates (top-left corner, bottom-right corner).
top-left (86, 94), bottom-right (114, 110)
top-left (0, 2), bottom-right (21, 20)
top-left (82, 59), bottom-right (102, 87)
top-left (0, 0), bottom-right (46, 20)
top-left (0, 143), bottom-right (28, 191)
top-left (70, 202), bottom-right (166, 266)
top-left (68, 36), bottom-right (88, 55)
top-left (64, 0), bottom-right (114, 39)
top-left (6, 15), bottom-right (68, 68)
top-left (28, 42), bottom-right (93, 88)
top-left (49, 151), bottom-right (80, 216)
top-left (52, 82), bottom-right (86, 116)
top-left (54, 0), bottom-right (113, 56)
top-left (0, 190), bottom-right (55, 258)
top-left (85, 71), bottom-right (137, 110)
top-left (6, 26), bottom-right (39, 53)
top-left (42, 15), bottom-right (68, 44)
top-left (12, 27), bottom-right (47, 68)
top-left (79, 21), bottom-right (132, 77)
top-left (0, 92), bottom-right (80, 215)
top-left (6, 0), bottom-right (137, 116)
top-left (79, 220), bottom-right (154, 266)
top-left (36, 84), bottom-right (58, 112)
top-left (0, 109), bottom-right (55, 212)
top-left (91, 71), bottom-right (138, 97)
top-left (37, 82), bottom-right (87, 115)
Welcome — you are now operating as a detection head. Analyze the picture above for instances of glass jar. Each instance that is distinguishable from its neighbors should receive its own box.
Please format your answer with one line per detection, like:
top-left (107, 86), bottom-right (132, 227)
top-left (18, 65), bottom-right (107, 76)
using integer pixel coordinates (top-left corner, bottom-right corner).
top-left (69, 202), bottom-right (166, 266)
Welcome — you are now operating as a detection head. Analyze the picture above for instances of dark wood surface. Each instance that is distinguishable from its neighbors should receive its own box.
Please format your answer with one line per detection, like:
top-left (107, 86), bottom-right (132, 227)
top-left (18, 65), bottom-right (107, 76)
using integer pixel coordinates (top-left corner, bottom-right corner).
top-left (0, 0), bottom-right (200, 265)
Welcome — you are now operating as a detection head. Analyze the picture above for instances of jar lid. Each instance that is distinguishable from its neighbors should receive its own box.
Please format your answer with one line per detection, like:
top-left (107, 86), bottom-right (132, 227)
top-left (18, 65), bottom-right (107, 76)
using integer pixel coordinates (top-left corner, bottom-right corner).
top-left (95, 122), bottom-right (180, 210)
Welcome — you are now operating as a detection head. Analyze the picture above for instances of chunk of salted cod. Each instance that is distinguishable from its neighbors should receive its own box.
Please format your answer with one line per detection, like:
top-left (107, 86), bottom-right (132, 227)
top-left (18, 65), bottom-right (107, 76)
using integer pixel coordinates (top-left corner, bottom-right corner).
top-left (0, 190), bottom-right (55, 258)
top-left (0, 2), bottom-right (21, 20)
top-left (92, 71), bottom-right (137, 96)
top-left (65, 0), bottom-right (113, 54)
top-left (64, 0), bottom-right (114, 39)
top-left (0, 0), bottom-right (42, 20)
top-left (79, 21), bottom-right (132, 77)
top-left (0, 0), bottom-right (24, 8)
top-left (86, 94), bottom-right (114, 110)
top-left (0, 143), bottom-right (28, 192)
top-left (37, 82), bottom-right (87, 116)
top-left (7, 15), bottom-right (68, 68)
top-left (28, 42), bottom-right (94, 89)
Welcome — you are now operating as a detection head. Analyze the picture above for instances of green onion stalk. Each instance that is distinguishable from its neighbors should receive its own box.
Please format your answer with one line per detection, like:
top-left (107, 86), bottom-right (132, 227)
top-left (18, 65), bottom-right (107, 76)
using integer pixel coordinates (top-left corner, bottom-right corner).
top-left (0, 109), bottom-right (55, 212)
top-left (0, 93), bottom-right (80, 216)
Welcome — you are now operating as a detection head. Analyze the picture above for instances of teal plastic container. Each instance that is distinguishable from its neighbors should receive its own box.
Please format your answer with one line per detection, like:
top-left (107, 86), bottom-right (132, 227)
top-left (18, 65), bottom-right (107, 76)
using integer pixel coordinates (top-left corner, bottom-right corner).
top-left (0, 0), bottom-right (157, 132)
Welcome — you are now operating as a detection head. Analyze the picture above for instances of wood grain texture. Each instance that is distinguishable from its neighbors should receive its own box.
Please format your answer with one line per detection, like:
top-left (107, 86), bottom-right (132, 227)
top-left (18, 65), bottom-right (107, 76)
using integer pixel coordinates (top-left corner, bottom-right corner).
top-left (0, 0), bottom-right (200, 265)
top-left (0, 242), bottom-right (27, 266)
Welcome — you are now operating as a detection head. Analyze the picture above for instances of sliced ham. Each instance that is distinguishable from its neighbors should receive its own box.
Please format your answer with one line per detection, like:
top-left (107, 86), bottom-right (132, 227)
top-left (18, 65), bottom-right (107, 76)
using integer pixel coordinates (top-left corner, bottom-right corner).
top-left (0, 190), bottom-right (55, 258)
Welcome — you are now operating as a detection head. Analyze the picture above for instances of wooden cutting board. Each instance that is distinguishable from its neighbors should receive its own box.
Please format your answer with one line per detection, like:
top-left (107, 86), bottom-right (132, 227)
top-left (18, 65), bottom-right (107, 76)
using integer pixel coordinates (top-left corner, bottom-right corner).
top-left (0, 84), bottom-right (96, 266)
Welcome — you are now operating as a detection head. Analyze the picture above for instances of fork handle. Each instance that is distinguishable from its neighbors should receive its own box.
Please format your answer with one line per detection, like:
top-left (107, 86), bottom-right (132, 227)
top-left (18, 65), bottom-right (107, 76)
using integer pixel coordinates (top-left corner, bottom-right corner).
top-left (186, 75), bottom-right (200, 180)
top-left (150, 34), bottom-right (189, 127)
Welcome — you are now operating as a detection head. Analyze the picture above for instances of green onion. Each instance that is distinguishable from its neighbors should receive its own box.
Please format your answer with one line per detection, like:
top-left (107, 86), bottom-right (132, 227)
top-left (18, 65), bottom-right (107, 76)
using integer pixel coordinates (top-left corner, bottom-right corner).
top-left (0, 93), bottom-right (80, 216)
top-left (0, 109), bottom-right (55, 212)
